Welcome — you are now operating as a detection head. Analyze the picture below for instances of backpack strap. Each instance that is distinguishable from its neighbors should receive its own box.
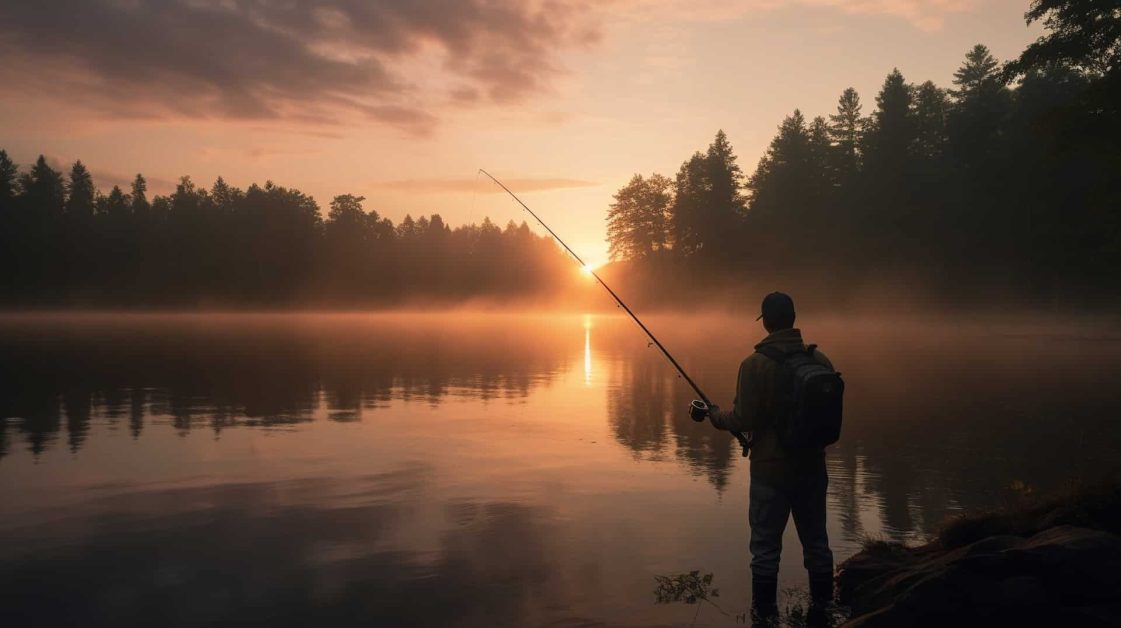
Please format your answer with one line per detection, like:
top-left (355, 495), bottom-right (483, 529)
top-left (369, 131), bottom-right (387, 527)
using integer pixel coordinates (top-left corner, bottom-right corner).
top-left (755, 345), bottom-right (789, 363)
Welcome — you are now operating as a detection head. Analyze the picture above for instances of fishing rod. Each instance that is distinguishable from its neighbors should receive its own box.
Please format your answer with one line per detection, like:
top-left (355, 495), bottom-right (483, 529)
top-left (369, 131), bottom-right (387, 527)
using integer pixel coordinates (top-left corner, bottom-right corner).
top-left (479, 169), bottom-right (752, 457)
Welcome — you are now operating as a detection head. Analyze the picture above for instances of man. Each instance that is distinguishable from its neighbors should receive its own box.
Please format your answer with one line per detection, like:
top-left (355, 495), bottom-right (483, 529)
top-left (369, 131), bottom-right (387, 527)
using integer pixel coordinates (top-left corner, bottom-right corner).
top-left (695, 292), bottom-right (835, 621)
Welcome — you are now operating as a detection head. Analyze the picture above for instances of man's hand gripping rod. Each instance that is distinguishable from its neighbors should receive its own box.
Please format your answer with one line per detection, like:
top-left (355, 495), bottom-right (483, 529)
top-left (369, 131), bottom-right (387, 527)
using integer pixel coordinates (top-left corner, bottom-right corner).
top-left (479, 169), bottom-right (751, 457)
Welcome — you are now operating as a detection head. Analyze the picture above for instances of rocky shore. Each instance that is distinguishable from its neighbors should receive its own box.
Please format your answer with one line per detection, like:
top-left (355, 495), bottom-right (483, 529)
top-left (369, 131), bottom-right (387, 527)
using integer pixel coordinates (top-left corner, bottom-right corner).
top-left (836, 485), bottom-right (1121, 627)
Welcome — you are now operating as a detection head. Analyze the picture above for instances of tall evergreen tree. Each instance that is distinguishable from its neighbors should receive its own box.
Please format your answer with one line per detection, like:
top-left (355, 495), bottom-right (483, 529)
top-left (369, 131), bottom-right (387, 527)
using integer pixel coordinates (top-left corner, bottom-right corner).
top-left (130, 174), bottom-right (149, 215)
top-left (169, 175), bottom-right (207, 216)
top-left (747, 110), bottom-right (812, 222)
top-left (828, 88), bottom-right (864, 181)
top-left (65, 160), bottom-right (96, 220)
top-left (863, 69), bottom-right (916, 178)
top-left (0, 150), bottom-right (17, 211)
top-left (150, 195), bottom-right (171, 222)
top-left (670, 130), bottom-right (745, 259)
top-left (670, 152), bottom-right (707, 257)
top-left (397, 214), bottom-right (418, 240)
top-left (98, 185), bottom-right (131, 219)
top-left (949, 45), bottom-right (1012, 169)
top-left (808, 116), bottom-right (834, 193)
top-left (20, 156), bottom-right (66, 217)
top-left (705, 129), bottom-right (745, 219)
top-left (952, 45), bottom-right (1001, 98)
top-left (912, 81), bottom-right (950, 162)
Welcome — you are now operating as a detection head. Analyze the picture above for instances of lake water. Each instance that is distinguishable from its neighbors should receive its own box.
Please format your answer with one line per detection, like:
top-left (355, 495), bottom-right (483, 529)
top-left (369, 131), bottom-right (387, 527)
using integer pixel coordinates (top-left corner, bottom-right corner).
top-left (1, 311), bottom-right (1119, 627)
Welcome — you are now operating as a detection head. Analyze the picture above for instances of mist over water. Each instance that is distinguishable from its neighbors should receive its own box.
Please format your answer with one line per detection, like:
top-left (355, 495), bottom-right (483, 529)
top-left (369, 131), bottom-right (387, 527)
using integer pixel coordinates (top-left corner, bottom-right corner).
top-left (1, 311), bottom-right (1119, 627)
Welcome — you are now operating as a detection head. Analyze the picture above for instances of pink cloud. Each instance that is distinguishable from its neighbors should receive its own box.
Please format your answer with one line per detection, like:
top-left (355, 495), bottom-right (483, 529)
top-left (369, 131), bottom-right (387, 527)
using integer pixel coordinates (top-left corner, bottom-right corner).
top-left (0, 0), bottom-right (602, 134)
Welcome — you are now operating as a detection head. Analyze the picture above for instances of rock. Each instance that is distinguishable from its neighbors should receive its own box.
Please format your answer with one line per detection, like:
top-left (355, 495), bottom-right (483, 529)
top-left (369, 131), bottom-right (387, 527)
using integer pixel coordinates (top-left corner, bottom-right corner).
top-left (837, 526), bottom-right (1121, 627)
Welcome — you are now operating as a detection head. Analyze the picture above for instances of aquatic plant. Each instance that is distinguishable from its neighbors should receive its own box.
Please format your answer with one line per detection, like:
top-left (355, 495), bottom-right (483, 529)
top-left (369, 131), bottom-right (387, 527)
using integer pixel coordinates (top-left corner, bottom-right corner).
top-left (653, 571), bottom-right (727, 626)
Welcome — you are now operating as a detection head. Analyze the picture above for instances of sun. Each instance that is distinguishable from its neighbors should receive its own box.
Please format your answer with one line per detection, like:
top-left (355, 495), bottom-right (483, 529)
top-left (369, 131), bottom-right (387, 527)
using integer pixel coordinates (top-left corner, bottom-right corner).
top-left (580, 262), bottom-right (601, 277)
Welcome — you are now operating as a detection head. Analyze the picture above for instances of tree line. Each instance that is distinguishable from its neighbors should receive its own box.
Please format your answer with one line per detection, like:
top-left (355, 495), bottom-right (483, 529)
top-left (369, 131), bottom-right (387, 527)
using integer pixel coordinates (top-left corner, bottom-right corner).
top-left (605, 1), bottom-right (1120, 304)
top-left (0, 156), bottom-right (577, 306)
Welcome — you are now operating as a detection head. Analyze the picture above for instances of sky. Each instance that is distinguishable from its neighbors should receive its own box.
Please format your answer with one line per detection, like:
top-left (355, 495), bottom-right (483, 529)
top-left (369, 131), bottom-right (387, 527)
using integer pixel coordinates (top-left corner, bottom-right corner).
top-left (0, 0), bottom-right (1042, 267)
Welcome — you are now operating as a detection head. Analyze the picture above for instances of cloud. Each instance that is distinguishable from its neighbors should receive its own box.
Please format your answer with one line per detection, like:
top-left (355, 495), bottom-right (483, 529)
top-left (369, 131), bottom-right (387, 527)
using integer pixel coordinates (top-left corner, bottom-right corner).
top-left (609, 0), bottom-right (975, 31)
top-left (370, 177), bottom-right (599, 194)
top-left (0, 0), bottom-right (600, 134)
top-left (0, 0), bottom-right (978, 136)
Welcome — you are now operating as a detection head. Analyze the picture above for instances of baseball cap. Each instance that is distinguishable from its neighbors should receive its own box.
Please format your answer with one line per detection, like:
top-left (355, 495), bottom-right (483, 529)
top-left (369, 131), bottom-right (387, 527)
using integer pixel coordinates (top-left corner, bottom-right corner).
top-left (756, 292), bottom-right (795, 321)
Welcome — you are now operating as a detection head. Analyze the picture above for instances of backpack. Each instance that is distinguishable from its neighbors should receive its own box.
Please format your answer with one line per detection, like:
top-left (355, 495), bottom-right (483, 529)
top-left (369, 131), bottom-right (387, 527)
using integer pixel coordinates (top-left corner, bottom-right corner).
top-left (754, 343), bottom-right (844, 450)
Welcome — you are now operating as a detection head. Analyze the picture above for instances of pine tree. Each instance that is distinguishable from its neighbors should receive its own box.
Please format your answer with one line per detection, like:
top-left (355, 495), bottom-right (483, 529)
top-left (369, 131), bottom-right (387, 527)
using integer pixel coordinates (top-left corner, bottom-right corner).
top-left (747, 110), bottom-right (811, 222)
top-left (705, 129), bottom-right (745, 218)
top-left (0, 150), bottom-right (17, 211)
top-left (170, 175), bottom-right (209, 216)
top-left (65, 160), bottom-right (96, 220)
top-left (427, 214), bottom-right (448, 236)
top-left (21, 156), bottom-right (66, 217)
top-left (952, 45), bottom-right (1001, 99)
top-left (913, 81), bottom-right (950, 161)
top-left (130, 174), bottom-right (149, 215)
top-left (949, 45), bottom-right (1011, 169)
top-left (97, 185), bottom-right (132, 220)
top-left (670, 153), bottom-right (707, 257)
top-left (808, 116), bottom-right (834, 192)
top-left (828, 88), bottom-right (864, 180)
top-left (670, 131), bottom-right (745, 259)
top-left (863, 69), bottom-right (915, 178)
top-left (397, 214), bottom-right (418, 240)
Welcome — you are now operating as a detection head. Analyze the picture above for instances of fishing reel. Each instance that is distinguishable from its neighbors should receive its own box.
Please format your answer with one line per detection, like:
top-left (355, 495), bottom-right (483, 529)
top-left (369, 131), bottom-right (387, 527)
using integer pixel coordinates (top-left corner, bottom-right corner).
top-left (689, 399), bottom-right (709, 422)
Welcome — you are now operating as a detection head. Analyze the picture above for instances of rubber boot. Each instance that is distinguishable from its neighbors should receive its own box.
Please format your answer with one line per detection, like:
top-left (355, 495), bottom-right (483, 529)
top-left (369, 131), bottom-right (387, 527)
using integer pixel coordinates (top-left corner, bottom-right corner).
top-left (807, 572), bottom-right (834, 627)
top-left (751, 576), bottom-right (778, 626)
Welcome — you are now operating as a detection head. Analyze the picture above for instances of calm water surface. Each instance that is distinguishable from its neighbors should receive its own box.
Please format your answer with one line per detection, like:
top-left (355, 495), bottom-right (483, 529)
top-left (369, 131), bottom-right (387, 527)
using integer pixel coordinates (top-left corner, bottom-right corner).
top-left (1, 312), bottom-right (1119, 627)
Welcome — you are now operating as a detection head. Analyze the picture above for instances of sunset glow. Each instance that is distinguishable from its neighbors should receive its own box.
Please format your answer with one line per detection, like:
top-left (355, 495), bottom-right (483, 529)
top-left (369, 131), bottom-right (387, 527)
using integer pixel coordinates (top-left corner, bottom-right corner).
top-left (0, 0), bottom-right (1041, 263)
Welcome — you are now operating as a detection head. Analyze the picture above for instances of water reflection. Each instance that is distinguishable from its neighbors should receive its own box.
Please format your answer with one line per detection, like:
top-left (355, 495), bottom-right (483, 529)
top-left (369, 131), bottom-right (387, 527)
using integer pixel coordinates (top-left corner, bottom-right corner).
top-left (0, 314), bottom-right (575, 457)
top-left (596, 314), bottom-right (1121, 538)
top-left (605, 351), bottom-right (737, 491)
top-left (0, 471), bottom-right (578, 628)
top-left (584, 315), bottom-right (592, 386)
top-left (1, 312), bottom-right (1120, 626)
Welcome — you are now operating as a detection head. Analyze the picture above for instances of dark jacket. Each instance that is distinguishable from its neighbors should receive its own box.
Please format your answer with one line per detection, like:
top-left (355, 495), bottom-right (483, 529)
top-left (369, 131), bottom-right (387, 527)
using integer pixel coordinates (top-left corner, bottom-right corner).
top-left (709, 328), bottom-right (831, 482)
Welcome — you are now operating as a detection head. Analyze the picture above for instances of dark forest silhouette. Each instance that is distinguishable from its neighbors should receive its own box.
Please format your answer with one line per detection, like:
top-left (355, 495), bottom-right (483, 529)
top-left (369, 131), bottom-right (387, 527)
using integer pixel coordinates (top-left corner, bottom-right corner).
top-left (0, 159), bottom-right (577, 306)
top-left (605, 3), bottom-right (1120, 304)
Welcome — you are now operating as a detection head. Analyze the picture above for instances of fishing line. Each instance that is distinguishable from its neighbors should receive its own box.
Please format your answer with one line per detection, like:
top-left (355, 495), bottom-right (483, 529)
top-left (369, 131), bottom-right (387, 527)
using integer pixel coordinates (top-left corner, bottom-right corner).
top-left (478, 169), bottom-right (751, 456)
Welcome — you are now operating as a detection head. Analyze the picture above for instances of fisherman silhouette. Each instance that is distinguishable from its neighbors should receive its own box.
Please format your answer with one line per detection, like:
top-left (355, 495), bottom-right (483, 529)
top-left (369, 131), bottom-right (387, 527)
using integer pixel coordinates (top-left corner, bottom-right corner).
top-left (691, 292), bottom-right (842, 625)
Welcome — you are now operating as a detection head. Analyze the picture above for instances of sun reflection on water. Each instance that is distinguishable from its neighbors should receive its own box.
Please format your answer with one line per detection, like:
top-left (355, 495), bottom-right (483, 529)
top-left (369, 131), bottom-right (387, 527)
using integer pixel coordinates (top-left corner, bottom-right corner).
top-left (584, 314), bottom-right (592, 385)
